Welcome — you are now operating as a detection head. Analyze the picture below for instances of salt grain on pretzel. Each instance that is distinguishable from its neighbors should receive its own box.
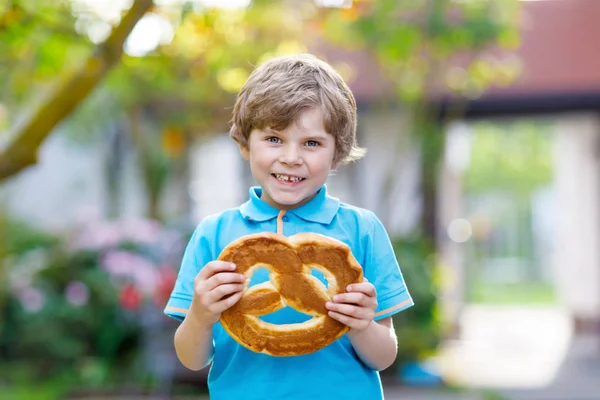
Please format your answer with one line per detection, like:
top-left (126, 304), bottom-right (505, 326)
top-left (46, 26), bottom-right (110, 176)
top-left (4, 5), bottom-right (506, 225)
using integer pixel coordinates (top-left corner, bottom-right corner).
top-left (218, 232), bottom-right (363, 356)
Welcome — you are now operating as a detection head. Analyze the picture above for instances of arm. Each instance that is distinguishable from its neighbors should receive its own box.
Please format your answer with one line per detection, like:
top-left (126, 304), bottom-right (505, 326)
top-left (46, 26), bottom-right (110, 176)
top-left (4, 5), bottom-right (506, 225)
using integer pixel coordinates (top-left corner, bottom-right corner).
top-left (347, 317), bottom-right (397, 371)
top-left (174, 306), bottom-right (215, 370)
top-left (174, 261), bottom-right (245, 371)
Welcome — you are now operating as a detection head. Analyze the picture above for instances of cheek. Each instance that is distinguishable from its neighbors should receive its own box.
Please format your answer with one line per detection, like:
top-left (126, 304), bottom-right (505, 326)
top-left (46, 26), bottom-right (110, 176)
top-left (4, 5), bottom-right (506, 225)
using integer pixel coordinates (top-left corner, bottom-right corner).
top-left (309, 156), bottom-right (335, 174)
top-left (249, 148), bottom-right (276, 169)
top-left (319, 148), bottom-right (336, 168)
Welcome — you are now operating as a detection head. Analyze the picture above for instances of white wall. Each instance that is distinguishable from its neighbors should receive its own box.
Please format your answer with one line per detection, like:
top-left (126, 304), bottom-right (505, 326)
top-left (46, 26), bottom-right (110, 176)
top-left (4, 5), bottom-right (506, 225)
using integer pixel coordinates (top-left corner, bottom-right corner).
top-left (0, 134), bottom-right (108, 231)
top-left (554, 113), bottom-right (600, 319)
top-left (189, 134), bottom-right (245, 223)
top-left (353, 108), bottom-right (421, 236)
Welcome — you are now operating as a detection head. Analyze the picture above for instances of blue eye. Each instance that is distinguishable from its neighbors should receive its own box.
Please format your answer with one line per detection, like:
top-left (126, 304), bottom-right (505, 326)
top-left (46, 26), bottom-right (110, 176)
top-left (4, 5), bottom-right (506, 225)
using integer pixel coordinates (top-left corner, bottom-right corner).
top-left (306, 140), bottom-right (320, 147)
top-left (266, 137), bottom-right (281, 144)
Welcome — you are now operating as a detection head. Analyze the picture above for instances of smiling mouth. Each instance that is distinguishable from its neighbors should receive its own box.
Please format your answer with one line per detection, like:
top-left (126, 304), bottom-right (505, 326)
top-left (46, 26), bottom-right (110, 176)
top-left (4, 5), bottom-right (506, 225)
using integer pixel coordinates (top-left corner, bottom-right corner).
top-left (272, 174), bottom-right (305, 183)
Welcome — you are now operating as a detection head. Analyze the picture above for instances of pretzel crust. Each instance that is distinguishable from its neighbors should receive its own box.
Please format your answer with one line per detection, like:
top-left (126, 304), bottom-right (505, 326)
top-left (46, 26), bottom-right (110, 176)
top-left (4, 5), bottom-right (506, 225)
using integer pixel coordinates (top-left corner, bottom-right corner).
top-left (218, 232), bottom-right (363, 356)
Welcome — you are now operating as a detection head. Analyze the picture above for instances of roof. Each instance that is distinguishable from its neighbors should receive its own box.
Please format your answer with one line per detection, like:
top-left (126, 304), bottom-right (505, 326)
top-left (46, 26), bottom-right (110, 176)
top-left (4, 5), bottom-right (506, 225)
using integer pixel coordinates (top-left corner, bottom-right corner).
top-left (312, 0), bottom-right (600, 112)
top-left (486, 0), bottom-right (600, 98)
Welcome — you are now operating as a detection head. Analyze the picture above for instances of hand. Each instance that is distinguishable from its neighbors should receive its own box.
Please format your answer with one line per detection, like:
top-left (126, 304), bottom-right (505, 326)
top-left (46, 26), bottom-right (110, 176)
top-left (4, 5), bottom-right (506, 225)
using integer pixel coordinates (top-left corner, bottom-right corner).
top-left (189, 261), bottom-right (246, 326)
top-left (325, 278), bottom-right (377, 331)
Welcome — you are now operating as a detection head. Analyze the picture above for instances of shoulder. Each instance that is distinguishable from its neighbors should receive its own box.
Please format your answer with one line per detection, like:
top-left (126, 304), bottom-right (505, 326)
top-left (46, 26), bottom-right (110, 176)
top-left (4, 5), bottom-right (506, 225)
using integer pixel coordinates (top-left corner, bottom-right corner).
top-left (193, 206), bottom-right (245, 237)
top-left (336, 201), bottom-right (381, 231)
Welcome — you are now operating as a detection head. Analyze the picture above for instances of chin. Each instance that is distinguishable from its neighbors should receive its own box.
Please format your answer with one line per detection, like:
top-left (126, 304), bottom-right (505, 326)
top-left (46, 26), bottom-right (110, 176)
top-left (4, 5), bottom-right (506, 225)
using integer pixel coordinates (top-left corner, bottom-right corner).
top-left (273, 195), bottom-right (305, 207)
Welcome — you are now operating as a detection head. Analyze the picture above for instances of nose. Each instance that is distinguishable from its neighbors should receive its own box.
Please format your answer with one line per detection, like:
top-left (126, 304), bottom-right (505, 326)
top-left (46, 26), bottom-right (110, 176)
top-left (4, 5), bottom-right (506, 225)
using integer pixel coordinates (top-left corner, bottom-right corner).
top-left (279, 143), bottom-right (303, 165)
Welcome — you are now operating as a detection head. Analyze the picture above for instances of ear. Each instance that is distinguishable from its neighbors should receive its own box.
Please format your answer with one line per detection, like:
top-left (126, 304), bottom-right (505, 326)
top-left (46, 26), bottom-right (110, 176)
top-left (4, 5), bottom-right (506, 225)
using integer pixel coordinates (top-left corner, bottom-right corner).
top-left (239, 143), bottom-right (250, 161)
top-left (331, 154), bottom-right (340, 171)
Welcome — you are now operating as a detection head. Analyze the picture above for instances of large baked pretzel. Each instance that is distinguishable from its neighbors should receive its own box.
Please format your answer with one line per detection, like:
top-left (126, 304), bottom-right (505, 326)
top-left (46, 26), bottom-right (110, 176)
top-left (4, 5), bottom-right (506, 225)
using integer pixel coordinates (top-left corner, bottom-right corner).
top-left (218, 232), bottom-right (363, 356)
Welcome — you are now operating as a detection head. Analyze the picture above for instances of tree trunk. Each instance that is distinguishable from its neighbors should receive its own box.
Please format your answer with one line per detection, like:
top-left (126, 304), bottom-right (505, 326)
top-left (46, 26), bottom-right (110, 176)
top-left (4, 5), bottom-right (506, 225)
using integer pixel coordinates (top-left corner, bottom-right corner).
top-left (0, 213), bottom-right (7, 339)
top-left (0, 0), bottom-right (154, 182)
top-left (419, 118), bottom-right (445, 246)
top-left (128, 107), bottom-right (162, 221)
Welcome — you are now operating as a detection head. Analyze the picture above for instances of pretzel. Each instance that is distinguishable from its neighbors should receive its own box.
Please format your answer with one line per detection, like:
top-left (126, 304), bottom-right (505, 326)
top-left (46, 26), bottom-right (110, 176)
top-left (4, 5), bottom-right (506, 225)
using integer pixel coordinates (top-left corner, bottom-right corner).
top-left (218, 232), bottom-right (363, 356)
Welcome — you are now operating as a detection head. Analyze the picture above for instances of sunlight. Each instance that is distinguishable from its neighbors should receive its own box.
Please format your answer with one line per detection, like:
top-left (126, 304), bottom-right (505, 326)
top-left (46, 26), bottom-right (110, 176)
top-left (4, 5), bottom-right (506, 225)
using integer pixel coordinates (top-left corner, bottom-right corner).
top-left (124, 13), bottom-right (175, 57)
top-left (71, 0), bottom-right (252, 56)
top-left (71, 0), bottom-right (133, 25)
top-left (193, 0), bottom-right (251, 10)
top-left (314, 0), bottom-right (352, 7)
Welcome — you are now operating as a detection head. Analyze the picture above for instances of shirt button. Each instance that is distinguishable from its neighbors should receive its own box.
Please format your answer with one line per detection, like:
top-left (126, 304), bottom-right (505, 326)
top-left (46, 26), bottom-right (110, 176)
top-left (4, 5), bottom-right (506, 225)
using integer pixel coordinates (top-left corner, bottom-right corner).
top-left (282, 216), bottom-right (289, 222)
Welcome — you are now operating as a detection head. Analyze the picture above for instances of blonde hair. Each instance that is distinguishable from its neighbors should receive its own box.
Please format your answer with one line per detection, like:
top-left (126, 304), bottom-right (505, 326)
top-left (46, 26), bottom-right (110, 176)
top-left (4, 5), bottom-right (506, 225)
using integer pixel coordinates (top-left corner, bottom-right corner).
top-left (229, 54), bottom-right (366, 165)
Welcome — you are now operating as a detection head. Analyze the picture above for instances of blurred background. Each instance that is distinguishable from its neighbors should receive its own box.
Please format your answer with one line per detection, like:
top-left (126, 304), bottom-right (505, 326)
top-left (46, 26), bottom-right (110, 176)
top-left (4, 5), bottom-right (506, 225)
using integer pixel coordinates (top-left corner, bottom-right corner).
top-left (1, 0), bottom-right (599, 399)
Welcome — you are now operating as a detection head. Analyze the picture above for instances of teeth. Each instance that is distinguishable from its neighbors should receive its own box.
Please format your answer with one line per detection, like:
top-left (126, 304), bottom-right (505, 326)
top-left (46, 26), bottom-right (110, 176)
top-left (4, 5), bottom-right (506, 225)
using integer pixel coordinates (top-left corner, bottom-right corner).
top-left (275, 174), bottom-right (302, 182)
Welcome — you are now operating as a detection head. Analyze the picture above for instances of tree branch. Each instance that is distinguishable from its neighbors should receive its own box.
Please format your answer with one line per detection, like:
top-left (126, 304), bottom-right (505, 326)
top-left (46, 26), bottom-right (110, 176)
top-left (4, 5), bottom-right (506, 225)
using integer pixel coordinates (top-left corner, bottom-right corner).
top-left (0, 0), bottom-right (154, 182)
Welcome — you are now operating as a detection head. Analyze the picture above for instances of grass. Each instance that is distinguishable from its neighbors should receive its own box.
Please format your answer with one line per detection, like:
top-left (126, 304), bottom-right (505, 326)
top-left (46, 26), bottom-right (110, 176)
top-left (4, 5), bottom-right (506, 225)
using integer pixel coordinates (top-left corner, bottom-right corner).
top-left (470, 282), bottom-right (557, 305)
top-left (0, 380), bottom-right (71, 400)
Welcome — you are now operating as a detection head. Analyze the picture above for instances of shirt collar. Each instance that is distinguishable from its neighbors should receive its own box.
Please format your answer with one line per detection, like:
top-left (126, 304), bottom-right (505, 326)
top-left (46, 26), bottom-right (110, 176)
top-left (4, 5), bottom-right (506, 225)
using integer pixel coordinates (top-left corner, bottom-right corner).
top-left (239, 185), bottom-right (340, 225)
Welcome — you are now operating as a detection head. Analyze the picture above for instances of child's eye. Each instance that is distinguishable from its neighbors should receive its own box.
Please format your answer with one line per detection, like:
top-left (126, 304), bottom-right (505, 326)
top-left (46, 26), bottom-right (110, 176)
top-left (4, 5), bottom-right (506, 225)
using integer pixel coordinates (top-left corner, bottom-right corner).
top-left (305, 140), bottom-right (321, 147)
top-left (266, 137), bottom-right (282, 144)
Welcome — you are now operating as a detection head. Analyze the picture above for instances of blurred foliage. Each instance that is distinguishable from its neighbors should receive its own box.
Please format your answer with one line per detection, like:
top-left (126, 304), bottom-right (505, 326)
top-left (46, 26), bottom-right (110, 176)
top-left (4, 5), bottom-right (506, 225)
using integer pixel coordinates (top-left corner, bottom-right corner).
top-left (0, 209), bottom-right (60, 334)
top-left (465, 120), bottom-right (554, 198)
top-left (69, 1), bottom-right (316, 140)
top-left (460, 121), bottom-right (555, 300)
top-left (322, 0), bottom-right (521, 102)
top-left (0, 0), bottom-right (319, 188)
top-left (0, 214), bottom-right (60, 256)
top-left (0, 215), bottom-right (187, 393)
top-left (318, 0), bottom-right (522, 241)
top-left (1, 250), bottom-right (141, 380)
top-left (0, 0), bottom-right (90, 109)
top-left (471, 282), bottom-right (556, 305)
top-left (0, 0), bottom-right (523, 225)
top-left (0, 367), bottom-right (75, 400)
top-left (391, 236), bottom-right (441, 367)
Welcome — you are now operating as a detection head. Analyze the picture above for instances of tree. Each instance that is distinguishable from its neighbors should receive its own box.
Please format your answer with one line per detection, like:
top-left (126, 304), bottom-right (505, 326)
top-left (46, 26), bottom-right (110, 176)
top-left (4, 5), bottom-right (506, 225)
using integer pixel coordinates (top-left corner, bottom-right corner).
top-left (0, 0), bottom-right (320, 219)
top-left (0, 0), bottom-right (154, 181)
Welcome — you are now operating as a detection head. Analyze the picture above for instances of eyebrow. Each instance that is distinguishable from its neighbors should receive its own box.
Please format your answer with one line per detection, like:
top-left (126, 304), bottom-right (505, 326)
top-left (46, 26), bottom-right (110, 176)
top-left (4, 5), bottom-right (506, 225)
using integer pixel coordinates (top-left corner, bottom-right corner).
top-left (303, 135), bottom-right (329, 141)
top-left (262, 129), bottom-right (328, 141)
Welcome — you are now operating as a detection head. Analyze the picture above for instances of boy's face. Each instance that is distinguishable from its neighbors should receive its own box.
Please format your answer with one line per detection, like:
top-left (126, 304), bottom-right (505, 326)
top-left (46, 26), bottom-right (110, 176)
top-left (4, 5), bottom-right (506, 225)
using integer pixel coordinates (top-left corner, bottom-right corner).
top-left (240, 107), bottom-right (337, 210)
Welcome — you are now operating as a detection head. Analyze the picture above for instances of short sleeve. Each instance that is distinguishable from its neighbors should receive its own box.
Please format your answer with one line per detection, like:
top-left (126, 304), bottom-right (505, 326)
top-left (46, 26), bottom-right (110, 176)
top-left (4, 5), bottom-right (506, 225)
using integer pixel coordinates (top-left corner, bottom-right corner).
top-left (164, 218), bottom-right (216, 321)
top-left (363, 212), bottom-right (414, 320)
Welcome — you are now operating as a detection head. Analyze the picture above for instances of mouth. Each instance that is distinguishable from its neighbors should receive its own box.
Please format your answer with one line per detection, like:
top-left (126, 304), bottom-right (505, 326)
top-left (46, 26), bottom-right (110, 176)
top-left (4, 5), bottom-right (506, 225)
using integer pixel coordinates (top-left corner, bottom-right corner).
top-left (271, 174), bottom-right (306, 183)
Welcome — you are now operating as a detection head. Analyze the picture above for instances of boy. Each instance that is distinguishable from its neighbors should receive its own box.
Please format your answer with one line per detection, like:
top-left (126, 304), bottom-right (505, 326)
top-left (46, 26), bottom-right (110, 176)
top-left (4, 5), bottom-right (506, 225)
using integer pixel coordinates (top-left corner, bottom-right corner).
top-left (164, 54), bottom-right (413, 400)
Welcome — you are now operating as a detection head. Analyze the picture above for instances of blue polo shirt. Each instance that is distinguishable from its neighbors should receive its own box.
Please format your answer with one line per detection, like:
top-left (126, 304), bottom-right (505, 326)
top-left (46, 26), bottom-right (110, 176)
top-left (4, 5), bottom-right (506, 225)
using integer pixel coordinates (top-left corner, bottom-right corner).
top-left (165, 185), bottom-right (413, 400)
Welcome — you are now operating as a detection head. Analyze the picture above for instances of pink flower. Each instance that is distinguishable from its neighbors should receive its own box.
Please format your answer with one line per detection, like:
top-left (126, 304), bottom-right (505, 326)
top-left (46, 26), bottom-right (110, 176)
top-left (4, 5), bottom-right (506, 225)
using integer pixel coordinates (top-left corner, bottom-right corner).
top-left (101, 250), bottom-right (137, 276)
top-left (118, 219), bottom-right (162, 245)
top-left (101, 250), bottom-right (160, 296)
top-left (18, 287), bottom-right (45, 313)
top-left (65, 281), bottom-right (90, 307)
top-left (70, 221), bottom-right (121, 250)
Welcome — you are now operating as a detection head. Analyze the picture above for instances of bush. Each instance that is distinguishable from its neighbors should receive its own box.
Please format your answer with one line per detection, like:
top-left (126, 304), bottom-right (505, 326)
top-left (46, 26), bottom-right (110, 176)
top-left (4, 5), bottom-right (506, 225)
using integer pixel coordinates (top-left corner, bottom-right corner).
top-left (391, 235), bottom-right (441, 367)
top-left (0, 217), bottom-right (187, 389)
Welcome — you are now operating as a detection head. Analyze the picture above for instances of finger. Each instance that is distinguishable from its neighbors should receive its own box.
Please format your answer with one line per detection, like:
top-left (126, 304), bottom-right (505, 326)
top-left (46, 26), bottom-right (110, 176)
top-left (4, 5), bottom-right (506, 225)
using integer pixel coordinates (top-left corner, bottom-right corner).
top-left (326, 302), bottom-right (374, 320)
top-left (205, 283), bottom-right (245, 304)
top-left (346, 282), bottom-right (376, 297)
top-left (332, 292), bottom-right (373, 307)
top-left (209, 290), bottom-right (244, 314)
top-left (197, 261), bottom-right (236, 280)
top-left (205, 272), bottom-right (246, 291)
top-left (327, 311), bottom-right (370, 330)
